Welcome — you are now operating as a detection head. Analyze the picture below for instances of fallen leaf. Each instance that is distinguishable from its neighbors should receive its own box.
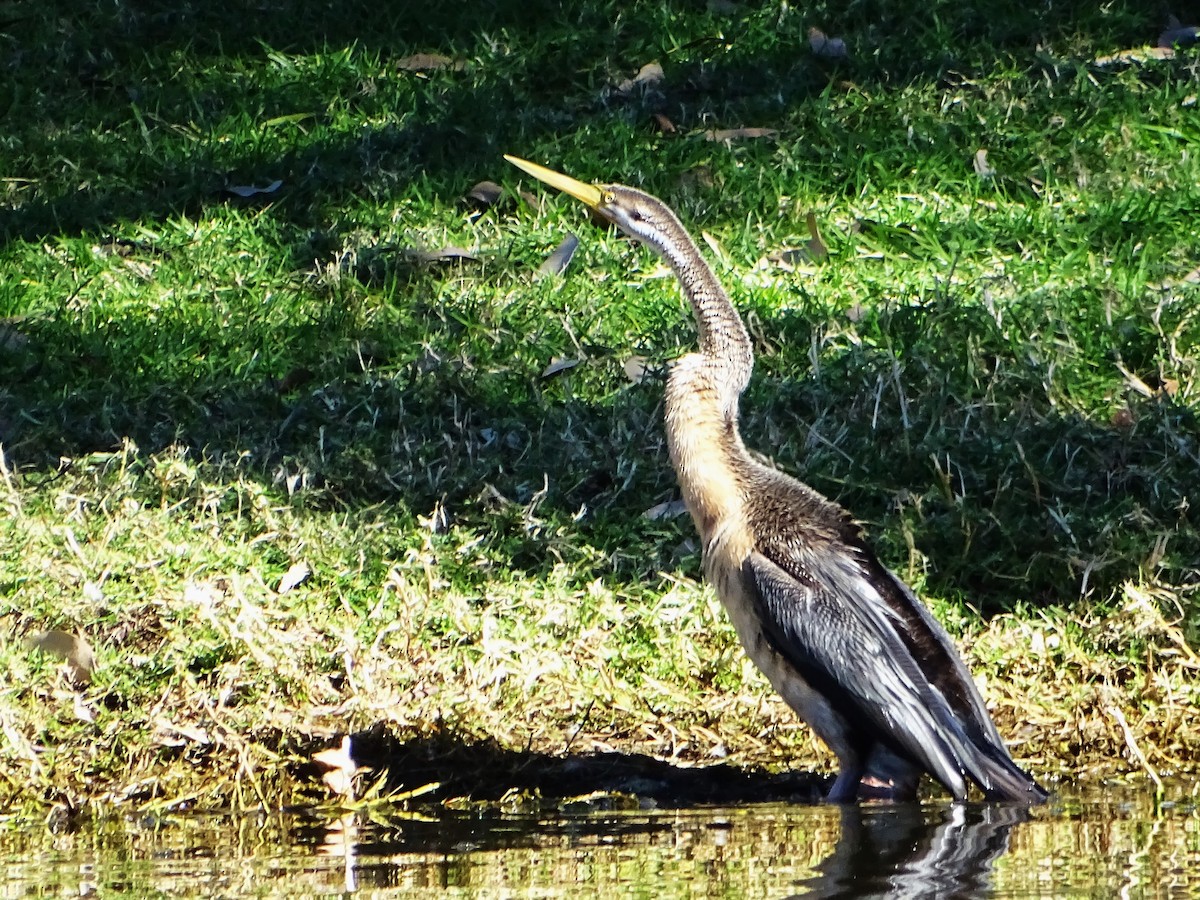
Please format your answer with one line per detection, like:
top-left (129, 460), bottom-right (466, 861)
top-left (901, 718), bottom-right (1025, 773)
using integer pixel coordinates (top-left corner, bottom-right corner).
top-left (643, 499), bottom-right (689, 521)
top-left (623, 356), bottom-right (649, 383)
top-left (805, 211), bottom-right (828, 260)
top-left (537, 234), bottom-right (580, 277)
top-left (277, 560), bottom-right (311, 594)
top-left (974, 148), bottom-right (996, 178)
top-left (1182, 264), bottom-right (1200, 284)
top-left (1115, 360), bottom-right (1154, 398)
top-left (312, 736), bottom-right (358, 799)
top-left (405, 246), bottom-right (479, 264)
top-left (616, 61), bottom-right (664, 94)
top-left (27, 630), bottom-right (96, 686)
top-left (652, 113), bottom-right (677, 133)
top-left (227, 179), bottom-right (283, 198)
top-left (396, 53), bottom-right (463, 72)
top-left (466, 180), bottom-right (503, 208)
top-left (704, 127), bottom-right (778, 143)
top-left (766, 247), bottom-right (815, 270)
top-left (419, 501), bottom-right (448, 534)
top-left (1093, 46), bottom-right (1175, 66)
top-left (73, 694), bottom-right (95, 724)
top-left (809, 27), bottom-right (848, 61)
top-left (541, 357), bottom-right (582, 378)
top-left (154, 717), bottom-right (212, 746)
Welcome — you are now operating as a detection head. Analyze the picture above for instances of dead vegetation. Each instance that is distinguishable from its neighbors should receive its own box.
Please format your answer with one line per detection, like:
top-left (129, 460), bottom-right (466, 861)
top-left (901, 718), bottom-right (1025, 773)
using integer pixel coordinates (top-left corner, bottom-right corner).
top-left (2, 442), bottom-right (1198, 819)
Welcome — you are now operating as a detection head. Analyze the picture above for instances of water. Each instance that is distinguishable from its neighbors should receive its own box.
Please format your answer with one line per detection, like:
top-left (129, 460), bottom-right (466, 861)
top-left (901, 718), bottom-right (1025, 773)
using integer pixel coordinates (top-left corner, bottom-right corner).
top-left (3, 784), bottom-right (1197, 897)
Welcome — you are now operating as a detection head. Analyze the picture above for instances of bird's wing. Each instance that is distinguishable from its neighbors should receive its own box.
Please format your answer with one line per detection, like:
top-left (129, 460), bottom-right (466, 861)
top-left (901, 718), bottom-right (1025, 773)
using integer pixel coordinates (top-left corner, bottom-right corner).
top-left (744, 548), bottom-right (975, 799)
top-left (877, 565), bottom-right (1008, 749)
top-left (847, 545), bottom-right (1047, 801)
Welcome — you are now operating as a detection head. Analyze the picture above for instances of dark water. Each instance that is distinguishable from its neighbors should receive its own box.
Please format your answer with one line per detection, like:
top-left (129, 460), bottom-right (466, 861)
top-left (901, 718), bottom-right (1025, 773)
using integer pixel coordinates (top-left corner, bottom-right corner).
top-left (3, 784), bottom-right (1197, 897)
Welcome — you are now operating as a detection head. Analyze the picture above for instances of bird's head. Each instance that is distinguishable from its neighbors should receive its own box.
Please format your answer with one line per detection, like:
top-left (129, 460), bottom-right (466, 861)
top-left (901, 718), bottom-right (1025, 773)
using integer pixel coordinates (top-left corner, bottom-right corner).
top-left (505, 155), bottom-right (678, 255)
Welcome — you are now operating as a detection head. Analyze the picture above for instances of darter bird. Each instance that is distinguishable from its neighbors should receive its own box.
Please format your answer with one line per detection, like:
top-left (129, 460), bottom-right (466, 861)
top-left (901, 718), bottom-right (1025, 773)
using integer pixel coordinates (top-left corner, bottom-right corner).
top-left (506, 155), bottom-right (1047, 804)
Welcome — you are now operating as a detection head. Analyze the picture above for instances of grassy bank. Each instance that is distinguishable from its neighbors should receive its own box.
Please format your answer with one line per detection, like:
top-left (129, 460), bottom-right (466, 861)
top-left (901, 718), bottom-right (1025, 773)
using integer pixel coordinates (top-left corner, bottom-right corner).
top-left (2, 1), bottom-right (1199, 818)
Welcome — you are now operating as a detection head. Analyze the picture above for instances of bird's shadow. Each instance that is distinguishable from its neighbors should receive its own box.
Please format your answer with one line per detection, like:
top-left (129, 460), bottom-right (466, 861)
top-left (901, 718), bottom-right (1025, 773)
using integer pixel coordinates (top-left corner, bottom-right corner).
top-left (331, 728), bottom-right (826, 807)
top-left (300, 732), bottom-right (1032, 897)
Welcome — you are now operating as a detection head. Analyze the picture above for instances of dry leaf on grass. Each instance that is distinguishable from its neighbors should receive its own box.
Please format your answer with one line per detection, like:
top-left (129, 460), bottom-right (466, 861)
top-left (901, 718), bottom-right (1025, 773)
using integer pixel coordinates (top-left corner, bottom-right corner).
top-left (1093, 46), bottom-right (1175, 66)
top-left (541, 357), bottom-right (582, 378)
top-left (615, 61), bottom-right (664, 95)
top-left (764, 215), bottom-right (827, 270)
top-left (704, 127), bottom-right (778, 143)
top-left (73, 694), bottom-right (95, 724)
top-left (154, 718), bottom-right (213, 748)
top-left (404, 246), bottom-right (479, 265)
top-left (809, 28), bottom-right (848, 61)
top-left (974, 148), bottom-right (996, 178)
top-left (537, 234), bottom-right (580, 277)
top-left (227, 180), bottom-right (283, 198)
top-left (396, 53), bottom-right (463, 72)
top-left (623, 356), bottom-right (649, 383)
top-left (766, 248), bottom-right (812, 270)
top-left (804, 211), bottom-right (828, 260)
top-left (466, 180), bottom-right (503, 208)
top-left (643, 499), bottom-right (688, 520)
top-left (652, 113), bottom-right (677, 133)
top-left (277, 561), bottom-right (311, 595)
top-left (701, 231), bottom-right (727, 261)
top-left (27, 630), bottom-right (96, 686)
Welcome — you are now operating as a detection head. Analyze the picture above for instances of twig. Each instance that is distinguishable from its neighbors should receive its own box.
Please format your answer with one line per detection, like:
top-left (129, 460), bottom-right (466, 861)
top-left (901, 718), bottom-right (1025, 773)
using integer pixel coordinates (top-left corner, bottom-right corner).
top-left (0, 444), bottom-right (20, 515)
top-left (1105, 700), bottom-right (1163, 797)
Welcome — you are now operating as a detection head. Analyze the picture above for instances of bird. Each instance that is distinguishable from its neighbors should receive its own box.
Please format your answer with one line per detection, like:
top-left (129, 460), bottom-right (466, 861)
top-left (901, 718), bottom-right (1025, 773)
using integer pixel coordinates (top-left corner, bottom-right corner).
top-left (505, 155), bottom-right (1048, 804)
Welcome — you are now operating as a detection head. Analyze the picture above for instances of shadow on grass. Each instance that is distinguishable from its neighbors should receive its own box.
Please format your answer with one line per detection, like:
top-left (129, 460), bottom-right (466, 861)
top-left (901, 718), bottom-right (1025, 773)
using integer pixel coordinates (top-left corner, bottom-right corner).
top-left (0, 0), bottom-right (1169, 243)
top-left (3, 277), bottom-right (1195, 611)
top-left (332, 728), bottom-right (826, 806)
top-left (1, 0), bottom-right (1194, 615)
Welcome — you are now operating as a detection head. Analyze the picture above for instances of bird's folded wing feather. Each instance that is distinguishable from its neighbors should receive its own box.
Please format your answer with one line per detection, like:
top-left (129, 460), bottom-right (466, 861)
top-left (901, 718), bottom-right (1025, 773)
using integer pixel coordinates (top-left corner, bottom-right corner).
top-left (744, 549), bottom-right (974, 797)
top-left (878, 564), bottom-right (1009, 749)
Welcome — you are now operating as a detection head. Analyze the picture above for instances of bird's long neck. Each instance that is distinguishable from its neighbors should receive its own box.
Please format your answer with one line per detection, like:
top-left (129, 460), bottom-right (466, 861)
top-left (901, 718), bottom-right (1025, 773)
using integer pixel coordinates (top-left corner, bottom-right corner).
top-left (646, 210), bottom-right (756, 544)
top-left (647, 214), bottom-right (754, 394)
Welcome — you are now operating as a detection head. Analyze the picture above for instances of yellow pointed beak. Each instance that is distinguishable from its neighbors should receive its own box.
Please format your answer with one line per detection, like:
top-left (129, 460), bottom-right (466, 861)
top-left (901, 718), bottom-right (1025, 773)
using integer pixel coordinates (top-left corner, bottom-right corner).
top-left (504, 155), bottom-right (604, 209)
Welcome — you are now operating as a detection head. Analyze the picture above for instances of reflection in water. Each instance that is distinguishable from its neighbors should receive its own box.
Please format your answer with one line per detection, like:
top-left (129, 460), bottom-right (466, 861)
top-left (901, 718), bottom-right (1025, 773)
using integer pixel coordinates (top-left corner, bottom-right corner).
top-left (795, 803), bottom-right (1027, 898)
top-left (2, 785), bottom-right (1199, 896)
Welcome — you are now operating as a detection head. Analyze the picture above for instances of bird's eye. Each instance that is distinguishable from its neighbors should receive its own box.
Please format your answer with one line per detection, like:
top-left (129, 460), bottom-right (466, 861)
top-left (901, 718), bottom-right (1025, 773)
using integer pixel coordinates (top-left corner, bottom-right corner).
top-left (603, 191), bottom-right (615, 204)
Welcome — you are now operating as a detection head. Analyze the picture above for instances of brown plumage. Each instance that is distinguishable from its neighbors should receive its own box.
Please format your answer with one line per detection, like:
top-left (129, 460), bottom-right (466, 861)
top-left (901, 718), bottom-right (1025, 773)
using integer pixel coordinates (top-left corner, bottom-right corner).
top-left (506, 155), bottom-right (1047, 803)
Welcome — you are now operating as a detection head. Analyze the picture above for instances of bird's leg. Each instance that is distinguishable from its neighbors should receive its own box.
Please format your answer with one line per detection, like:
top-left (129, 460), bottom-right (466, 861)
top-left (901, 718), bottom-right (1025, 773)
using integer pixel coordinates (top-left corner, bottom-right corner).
top-left (825, 766), bottom-right (865, 803)
top-left (856, 745), bottom-right (921, 802)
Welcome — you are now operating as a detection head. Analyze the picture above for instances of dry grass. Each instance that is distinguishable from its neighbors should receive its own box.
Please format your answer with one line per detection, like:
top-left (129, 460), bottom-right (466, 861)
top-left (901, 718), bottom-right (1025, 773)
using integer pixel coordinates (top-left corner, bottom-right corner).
top-left (3, 442), bottom-right (1199, 819)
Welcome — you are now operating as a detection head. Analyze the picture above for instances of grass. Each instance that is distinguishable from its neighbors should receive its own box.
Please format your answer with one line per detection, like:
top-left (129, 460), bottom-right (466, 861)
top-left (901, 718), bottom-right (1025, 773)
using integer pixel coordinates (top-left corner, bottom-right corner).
top-left (2, 0), bottom-right (1199, 818)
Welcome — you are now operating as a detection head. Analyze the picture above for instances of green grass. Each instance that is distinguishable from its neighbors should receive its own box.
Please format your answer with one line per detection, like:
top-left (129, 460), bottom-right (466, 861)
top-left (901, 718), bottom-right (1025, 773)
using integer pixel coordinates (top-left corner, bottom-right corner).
top-left (2, 0), bottom-right (1199, 816)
